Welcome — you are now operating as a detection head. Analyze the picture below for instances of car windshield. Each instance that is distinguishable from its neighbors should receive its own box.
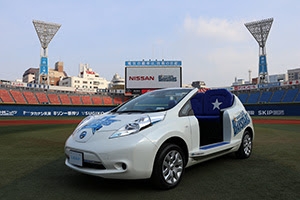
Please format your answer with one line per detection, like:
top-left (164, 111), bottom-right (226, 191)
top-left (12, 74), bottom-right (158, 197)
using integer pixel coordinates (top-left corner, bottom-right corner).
top-left (114, 88), bottom-right (193, 113)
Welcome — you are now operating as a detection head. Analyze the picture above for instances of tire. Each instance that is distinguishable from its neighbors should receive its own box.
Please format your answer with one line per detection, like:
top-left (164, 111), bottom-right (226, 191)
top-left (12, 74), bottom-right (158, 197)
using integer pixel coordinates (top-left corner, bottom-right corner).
top-left (236, 130), bottom-right (253, 159)
top-left (151, 143), bottom-right (185, 190)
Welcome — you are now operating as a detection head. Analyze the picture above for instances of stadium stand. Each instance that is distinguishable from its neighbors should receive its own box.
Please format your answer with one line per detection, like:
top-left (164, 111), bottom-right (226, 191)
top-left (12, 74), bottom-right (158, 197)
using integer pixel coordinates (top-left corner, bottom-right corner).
top-left (124, 96), bottom-right (131, 102)
top-left (0, 89), bottom-right (15, 103)
top-left (59, 94), bottom-right (71, 105)
top-left (0, 84), bottom-right (131, 106)
top-left (48, 93), bottom-right (61, 104)
top-left (237, 93), bottom-right (249, 104)
top-left (23, 91), bottom-right (39, 104)
top-left (269, 90), bottom-right (286, 103)
top-left (81, 95), bottom-right (93, 105)
top-left (9, 90), bottom-right (27, 104)
top-left (234, 85), bottom-right (300, 104)
top-left (2, 83), bottom-right (300, 107)
top-left (113, 96), bottom-right (123, 105)
top-left (258, 91), bottom-right (272, 103)
top-left (35, 92), bottom-right (49, 104)
top-left (293, 91), bottom-right (300, 102)
top-left (246, 91), bottom-right (260, 104)
top-left (282, 88), bottom-right (299, 102)
top-left (70, 95), bottom-right (82, 105)
top-left (91, 96), bottom-right (103, 105)
top-left (102, 96), bottom-right (113, 105)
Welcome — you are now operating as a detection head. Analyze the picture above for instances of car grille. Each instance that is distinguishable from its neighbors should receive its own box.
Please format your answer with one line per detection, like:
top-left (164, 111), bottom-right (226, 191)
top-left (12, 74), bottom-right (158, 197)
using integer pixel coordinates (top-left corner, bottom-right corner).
top-left (83, 160), bottom-right (106, 169)
top-left (66, 154), bottom-right (106, 170)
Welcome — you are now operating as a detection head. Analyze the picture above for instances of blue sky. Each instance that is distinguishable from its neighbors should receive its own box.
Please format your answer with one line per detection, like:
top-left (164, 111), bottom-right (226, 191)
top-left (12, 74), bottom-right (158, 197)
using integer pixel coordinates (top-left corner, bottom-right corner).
top-left (0, 0), bottom-right (299, 87)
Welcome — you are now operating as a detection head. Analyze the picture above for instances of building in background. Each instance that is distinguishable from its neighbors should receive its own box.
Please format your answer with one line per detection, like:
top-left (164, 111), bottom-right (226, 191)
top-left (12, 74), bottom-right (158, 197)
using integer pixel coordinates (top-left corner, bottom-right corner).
top-left (232, 72), bottom-right (288, 86)
top-left (108, 73), bottom-right (125, 94)
top-left (22, 68), bottom-right (38, 83)
top-left (49, 62), bottom-right (67, 85)
top-left (59, 63), bottom-right (109, 92)
top-left (288, 68), bottom-right (300, 81)
top-left (268, 74), bottom-right (287, 83)
top-left (22, 61), bottom-right (67, 85)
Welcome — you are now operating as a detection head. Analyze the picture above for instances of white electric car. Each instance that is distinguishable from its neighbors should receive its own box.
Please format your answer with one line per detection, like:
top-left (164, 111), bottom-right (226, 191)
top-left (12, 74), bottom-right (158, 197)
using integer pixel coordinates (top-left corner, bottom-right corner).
top-left (65, 87), bottom-right (254, 189)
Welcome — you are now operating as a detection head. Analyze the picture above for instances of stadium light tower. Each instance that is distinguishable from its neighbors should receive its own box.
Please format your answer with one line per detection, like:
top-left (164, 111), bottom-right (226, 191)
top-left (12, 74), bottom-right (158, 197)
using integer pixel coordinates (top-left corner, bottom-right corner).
top-left (245, 18), bottom-right (273, 84)
top-left (33, 20), bottom-right (61, 85)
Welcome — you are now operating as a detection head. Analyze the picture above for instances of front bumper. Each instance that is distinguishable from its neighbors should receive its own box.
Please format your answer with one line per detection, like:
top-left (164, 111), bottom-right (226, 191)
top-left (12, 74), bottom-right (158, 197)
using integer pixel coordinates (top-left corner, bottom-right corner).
top-left (64, 133), bottom-right (158, 180)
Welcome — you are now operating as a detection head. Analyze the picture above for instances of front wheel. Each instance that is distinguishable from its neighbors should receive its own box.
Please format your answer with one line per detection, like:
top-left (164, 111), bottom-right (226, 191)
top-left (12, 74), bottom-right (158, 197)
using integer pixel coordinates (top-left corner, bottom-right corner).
top-left (151, 143), bottom-right (185, 190)
top-left (236, 130), bottom-right (253, 159)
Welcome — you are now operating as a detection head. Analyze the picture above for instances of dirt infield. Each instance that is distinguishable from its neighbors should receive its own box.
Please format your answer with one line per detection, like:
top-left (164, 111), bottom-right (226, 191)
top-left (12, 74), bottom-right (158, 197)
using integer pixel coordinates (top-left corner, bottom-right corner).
top-left (0, 118), bottom-right (299, 126)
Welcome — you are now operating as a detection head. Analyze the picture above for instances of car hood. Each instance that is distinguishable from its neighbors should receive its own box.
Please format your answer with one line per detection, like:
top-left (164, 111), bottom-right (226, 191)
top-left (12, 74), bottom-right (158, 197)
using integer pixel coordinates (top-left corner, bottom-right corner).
top-left (72, 112), bottom-right (166, 142)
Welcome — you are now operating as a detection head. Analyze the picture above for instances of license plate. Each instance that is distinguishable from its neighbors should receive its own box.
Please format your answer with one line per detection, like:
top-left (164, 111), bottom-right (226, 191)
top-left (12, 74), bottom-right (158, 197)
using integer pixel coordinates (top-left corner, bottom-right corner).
top-left (69, 151), bottom-right (83, 167)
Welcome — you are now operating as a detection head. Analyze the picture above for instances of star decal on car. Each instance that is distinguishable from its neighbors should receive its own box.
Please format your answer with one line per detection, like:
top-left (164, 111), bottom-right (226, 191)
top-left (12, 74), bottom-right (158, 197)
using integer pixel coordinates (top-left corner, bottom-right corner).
top-left (212, 99), bottom-right (222, 110)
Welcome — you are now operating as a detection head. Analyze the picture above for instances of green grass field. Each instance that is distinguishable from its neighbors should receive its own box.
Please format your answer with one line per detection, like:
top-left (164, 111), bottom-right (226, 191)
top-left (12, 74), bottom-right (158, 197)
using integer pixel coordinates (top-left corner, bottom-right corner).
top-left (0, 118), bottom-right (300, 200)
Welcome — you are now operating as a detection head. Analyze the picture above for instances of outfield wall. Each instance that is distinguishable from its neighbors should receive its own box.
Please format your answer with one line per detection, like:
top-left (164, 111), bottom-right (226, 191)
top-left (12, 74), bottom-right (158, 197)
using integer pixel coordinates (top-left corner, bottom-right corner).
top-left (1, 103), bottom-right (299, 117)
top-left (0, 104), bottom-right (115, 117)
top-left (244, 103), bottom-right (300, 116)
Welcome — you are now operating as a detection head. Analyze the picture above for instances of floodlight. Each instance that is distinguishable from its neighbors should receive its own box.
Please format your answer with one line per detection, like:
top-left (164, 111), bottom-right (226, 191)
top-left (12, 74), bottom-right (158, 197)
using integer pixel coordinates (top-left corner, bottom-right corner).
top-left (33, 20), bottom-right (61, 85)
top-left (245, 18), bottom-right (273, 83)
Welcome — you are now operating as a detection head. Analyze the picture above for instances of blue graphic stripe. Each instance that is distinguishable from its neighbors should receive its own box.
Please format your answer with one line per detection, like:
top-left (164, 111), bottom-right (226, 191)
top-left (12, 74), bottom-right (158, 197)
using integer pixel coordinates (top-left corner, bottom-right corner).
top-left (200, 142), bottom-right (229, 150)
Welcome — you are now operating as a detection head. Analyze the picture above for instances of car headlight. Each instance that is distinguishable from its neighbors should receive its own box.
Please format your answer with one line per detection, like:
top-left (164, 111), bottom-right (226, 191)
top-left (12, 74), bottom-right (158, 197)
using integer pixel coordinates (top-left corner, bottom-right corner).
top-left (110, 115), bottom-right (151, 139)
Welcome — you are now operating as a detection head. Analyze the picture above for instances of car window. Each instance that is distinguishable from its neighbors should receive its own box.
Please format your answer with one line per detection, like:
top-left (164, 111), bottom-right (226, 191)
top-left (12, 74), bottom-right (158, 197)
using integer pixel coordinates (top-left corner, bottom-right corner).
top-left (115, 88), bottom-right (193, 113)
top-left (179, 101), bottom-right (194, 117)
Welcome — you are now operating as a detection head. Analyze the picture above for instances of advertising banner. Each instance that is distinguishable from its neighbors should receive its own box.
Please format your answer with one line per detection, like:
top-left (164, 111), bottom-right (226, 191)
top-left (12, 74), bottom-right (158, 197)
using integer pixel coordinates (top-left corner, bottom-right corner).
top-left (125, 67), bottom-right (182, 89)
top-left (257, 82), bottom-right (280, 89)
top-left (0, 105), bottom-right (115, 117)
top-left (259, 55), bottom-right (267, 74)
top-left (125, 60), bottom-right (181, 66)
top-left (245, 104), bottom-right (300, 116)
top-left (39, 57), bottom-right (48, 75)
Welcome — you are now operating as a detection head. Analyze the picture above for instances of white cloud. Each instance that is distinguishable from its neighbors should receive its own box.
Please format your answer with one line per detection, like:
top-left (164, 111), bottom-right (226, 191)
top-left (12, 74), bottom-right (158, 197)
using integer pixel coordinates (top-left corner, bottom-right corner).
top-left (174, 16), bottom-right (259, 87)
top-left (183, 16), bottom-right (247, 42)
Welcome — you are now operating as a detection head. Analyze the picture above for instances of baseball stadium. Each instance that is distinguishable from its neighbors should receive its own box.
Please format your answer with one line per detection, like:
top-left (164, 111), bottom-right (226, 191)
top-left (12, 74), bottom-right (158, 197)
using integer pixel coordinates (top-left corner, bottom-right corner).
top-left (1, 18), bottom-right (300, 199)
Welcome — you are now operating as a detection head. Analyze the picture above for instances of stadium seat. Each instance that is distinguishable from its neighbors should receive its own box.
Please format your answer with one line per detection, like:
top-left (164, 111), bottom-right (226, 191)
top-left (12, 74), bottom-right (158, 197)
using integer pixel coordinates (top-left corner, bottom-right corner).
top-left (191, 89), bottom-right (233, 146)
top-left (0, 89), bottom-right (15, 103)
top-left (202, 89), bottom-right (234, 116)
top-left (59, 94), bottom-right (71, 105)
top-left (48, 93), bottom-right (61, 104)
top-left (35, 92), bottom-right (49, 104)
top-left (282, 88), bottom-right (299, 102)
top-left (70, 95), bottom-right (82, 105)
top-left (113, 97), bottom-right (123, 105)
top-left (23, 91), bottom-right (38, 104)
top-left (237, 93), bottom-right (249, 104)
top-left (247, 92), bottom-right (260, 104)
top-left (123, 96), bottom-right (131, 102)
top-left (259, 91), bottom-right (272, 103)
top-left (294, 91), bottom-right (300, 102)
top-left (81, 95), bottom-right (92, 105)
top-left (269, 90), bottom-right (286, 102)
top-left (102, 96), bottom-right (113, 105)
top-left (190, 93), bottom-right (204, 116)
top-left (9, 90), bottom-right (26, 104)
top-left (191, 89), bottom-right (233, 119)
top-left (91, 96), bottom-right (103, 105)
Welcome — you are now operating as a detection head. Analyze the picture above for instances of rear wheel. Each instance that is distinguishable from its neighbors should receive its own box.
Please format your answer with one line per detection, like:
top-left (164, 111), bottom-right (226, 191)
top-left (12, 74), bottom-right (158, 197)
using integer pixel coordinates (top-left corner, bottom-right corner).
top-left (151, 143), bottom-right (185, 190)
top-left (236, 130), bottom-right (253, 159)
